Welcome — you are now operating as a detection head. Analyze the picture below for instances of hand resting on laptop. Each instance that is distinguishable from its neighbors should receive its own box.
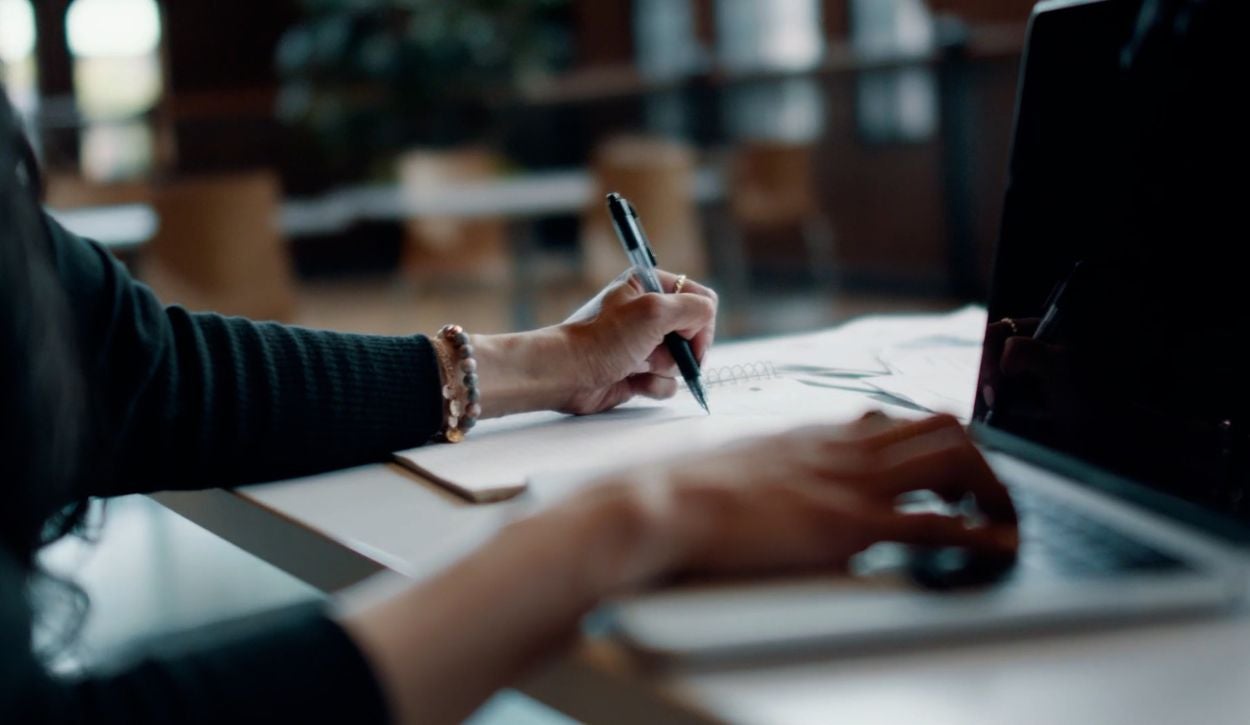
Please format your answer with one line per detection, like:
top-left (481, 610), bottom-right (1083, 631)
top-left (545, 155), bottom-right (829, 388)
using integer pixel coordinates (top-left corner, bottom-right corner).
top-left (579, 411), bottom-right (1020, 584)
top-left (341, 412), bottom-right (1020, 723)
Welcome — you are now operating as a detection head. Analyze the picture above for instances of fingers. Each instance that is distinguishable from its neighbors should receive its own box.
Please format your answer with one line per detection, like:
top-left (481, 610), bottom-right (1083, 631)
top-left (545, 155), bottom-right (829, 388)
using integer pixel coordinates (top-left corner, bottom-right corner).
top-left (1001, 337), bottom-right (1063, 377)
top-left (874, 425), bottom-right (1017, 525)
top-left (646, 346), bottom-right (679, 377)
top-left (776, 415), bottom-right (948, 480)
top-left (987, 317), bottom-right (1040, 343)
top-left (796, 414), bottom-right (1016, 526)
top-left (625, 291), bottom-right (716, 351)
top-left (867, 512), bottom-right (1018, 555)
top-left (793, 482), bottom-right (1017, 560)
top-left (567, 271), bottom-right (636, 323)
top-left (655, 269), bottom-right (716, 300)
top-left (684, 319), bottom-right (716, 366)
top-left (629, 373), bottom-right (678, 400)
top-left (608, 270), bottom-right (718, 364)
top-left (982, 317), bottom-right (1041, 387)
top-left (858, 414), bottom-right (963, 450)
top-left (653, 271), bottom-right (718, 362)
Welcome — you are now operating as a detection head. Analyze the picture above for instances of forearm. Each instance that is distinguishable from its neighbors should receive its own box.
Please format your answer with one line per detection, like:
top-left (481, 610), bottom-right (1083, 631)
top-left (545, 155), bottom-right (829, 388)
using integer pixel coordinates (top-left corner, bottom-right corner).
top-left (46, 216), bottom-right (446, 494)
top-left (469, 328), bottom-right (572, 419)
top-left (114, 312), bottom-right (444, 491)
top-left (335, 478), bottom-right (684, 725)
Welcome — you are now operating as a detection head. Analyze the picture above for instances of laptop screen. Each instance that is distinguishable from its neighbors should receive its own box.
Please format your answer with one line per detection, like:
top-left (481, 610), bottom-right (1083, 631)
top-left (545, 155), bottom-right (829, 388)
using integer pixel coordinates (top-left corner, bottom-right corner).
top-left (972, 1), bottom-right (1249, 527)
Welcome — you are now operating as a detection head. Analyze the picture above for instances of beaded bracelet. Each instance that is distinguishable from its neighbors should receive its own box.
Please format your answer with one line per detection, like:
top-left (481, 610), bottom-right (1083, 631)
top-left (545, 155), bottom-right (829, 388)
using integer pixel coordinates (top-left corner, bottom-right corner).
top-left (433, 324), bottom-right (481, 443)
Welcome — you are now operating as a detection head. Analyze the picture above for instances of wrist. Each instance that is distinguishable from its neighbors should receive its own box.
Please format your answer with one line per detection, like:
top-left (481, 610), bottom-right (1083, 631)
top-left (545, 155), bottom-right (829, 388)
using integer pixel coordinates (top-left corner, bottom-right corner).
top-left (470, 328), bottom-right (571, 417)
top-left (541, 470), bottom-right (703, 598)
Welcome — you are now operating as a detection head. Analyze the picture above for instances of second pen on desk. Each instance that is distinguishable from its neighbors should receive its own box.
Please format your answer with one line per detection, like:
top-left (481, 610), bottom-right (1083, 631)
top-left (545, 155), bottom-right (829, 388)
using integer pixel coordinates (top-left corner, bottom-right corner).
top-left (605, 192), bottom-right (710, 414)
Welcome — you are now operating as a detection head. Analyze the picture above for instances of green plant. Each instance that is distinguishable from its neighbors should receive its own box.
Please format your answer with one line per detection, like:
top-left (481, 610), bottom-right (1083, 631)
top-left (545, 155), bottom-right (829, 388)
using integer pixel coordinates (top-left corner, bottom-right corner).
top-left (276, 0), bottom-right (570, 177)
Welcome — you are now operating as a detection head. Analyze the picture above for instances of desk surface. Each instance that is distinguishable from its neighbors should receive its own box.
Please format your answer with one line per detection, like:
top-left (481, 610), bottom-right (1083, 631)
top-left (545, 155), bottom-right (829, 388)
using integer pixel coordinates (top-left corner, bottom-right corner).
top-left (153, 312), bottom-right (1250, 725)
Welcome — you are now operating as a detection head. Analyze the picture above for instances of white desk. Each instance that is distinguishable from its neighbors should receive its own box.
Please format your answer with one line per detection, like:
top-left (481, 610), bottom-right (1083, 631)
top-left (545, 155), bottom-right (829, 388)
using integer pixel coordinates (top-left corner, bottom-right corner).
top-left (152, 313), bottom-right (1250, 725)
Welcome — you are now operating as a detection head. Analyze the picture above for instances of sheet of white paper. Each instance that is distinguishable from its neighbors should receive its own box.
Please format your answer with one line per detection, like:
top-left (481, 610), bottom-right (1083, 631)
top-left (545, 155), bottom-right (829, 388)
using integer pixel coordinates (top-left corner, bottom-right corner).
top-left (394, 378), bottom-right (898, 499)
top-left (707, 305), bottom-right (986, 377)
top-left (870, 341), bottom-right (984, 422)
top-left (395, 307), bottom-right (989, 500)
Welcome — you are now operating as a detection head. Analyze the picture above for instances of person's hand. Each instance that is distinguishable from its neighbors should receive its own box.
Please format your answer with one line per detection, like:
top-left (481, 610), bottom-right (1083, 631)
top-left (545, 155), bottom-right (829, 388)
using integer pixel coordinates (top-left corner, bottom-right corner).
top-left (338, 414), bottom-right (1017, 725)
top-left (980, 317), bottom-right (1076, 422)
top-left (466, 270), bottom-right (717, 419)
top-left (979, 316), bottom-right (1041, 410)
top-left (562, 413), bottom-right (1018, 592)
top-left (557, 270), bottom-right (718, 415)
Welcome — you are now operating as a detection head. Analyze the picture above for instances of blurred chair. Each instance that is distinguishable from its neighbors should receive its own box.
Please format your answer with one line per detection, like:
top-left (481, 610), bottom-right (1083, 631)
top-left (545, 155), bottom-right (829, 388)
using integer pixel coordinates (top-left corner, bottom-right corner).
top-left (726, 141), bottom-right (837, 285)
top-left (139, 170), bottom-right (297, 322)
top-left (582, 136), bottom-right (706, 287)
top-left (397, 147), bottom-right (511, 286)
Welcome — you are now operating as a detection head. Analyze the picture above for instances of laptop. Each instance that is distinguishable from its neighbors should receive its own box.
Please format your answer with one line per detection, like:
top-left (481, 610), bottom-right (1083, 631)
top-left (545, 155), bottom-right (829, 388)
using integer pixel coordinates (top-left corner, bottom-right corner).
top-left (604, 0), bottom-right (1250, 660)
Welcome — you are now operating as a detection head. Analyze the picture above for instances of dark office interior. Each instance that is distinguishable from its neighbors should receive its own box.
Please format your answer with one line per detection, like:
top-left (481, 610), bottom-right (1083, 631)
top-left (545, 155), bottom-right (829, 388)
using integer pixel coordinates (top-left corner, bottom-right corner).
top-left (0, 3), bottom-right (1047, 722)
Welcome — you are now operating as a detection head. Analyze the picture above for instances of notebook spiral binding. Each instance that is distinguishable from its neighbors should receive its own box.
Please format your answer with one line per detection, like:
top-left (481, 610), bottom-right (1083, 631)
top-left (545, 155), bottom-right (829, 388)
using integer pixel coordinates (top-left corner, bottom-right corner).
top-left (701, 361), bottom-right (780, 388)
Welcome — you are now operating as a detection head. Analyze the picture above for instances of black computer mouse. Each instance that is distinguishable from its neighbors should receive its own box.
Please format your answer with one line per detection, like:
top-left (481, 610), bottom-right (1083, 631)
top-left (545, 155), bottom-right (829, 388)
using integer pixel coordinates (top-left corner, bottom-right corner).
top-left (906, 546), bottom-right (1017, 590)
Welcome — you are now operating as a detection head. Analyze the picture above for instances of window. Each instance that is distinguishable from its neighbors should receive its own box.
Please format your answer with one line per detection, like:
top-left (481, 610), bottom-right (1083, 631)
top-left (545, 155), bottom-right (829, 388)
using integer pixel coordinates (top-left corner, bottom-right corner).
top-left (65, 0), bottom-right (164, 180)
top-left (715, 0), bottom-right (824, 74)
top-left (0, 0), bottom-right (37, 113)
top-left (851, 0), bottom-right (938, 143)
top-left (850, 0), bottom-right (935, 61)
top-left (634, 0), bottom-right (703, 80)
top-left (714, 0), bottom-right (826, 142)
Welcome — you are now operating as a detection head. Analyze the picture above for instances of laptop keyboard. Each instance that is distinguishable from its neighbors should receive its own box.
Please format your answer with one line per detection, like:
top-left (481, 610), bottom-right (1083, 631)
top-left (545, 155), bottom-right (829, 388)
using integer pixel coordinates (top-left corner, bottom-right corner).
top-left (1010, 486), bottom-right (1187, 577)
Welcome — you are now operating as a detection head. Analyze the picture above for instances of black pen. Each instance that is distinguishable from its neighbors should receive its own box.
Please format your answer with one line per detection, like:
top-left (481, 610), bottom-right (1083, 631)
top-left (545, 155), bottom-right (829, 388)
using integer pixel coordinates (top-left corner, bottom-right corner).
top-left (605, 192), bottom-right (710, 414)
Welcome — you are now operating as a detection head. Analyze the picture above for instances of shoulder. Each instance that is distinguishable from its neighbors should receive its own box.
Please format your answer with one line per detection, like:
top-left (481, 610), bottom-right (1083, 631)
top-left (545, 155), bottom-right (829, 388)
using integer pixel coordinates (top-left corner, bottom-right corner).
top-left (40, 211), bottom-right (125, 293)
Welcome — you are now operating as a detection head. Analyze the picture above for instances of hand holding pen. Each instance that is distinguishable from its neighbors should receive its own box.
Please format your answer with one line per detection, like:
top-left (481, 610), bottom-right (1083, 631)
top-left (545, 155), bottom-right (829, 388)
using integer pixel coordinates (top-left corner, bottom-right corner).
top-left (606, 192), bottom-right (712, 413)
top-left (554, 232), bottom-right (717, 415)
top-left (981, 264), bottom-right (1084, 421)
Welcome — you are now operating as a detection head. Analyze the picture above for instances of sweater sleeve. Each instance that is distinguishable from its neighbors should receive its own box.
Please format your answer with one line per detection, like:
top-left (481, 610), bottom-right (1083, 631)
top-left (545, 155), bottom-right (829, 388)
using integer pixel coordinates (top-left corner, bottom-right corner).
top-left (1, 552), bottom-right (390, 725)
top-left (45, 213), bottom-right (446, 497)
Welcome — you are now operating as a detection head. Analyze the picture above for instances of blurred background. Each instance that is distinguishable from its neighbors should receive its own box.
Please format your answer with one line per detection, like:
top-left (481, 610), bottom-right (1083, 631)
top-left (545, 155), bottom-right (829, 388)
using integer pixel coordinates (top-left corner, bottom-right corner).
top-left (2, 0), bottom-right (1036, 340)
top-left (4, 2), bottom-right (1038, 719)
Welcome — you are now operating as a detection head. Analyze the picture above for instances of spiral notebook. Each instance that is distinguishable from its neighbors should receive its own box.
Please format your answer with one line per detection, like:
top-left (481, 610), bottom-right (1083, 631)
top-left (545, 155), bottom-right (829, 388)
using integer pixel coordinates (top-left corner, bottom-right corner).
top-left (392, 361), bottom-right (885, 503)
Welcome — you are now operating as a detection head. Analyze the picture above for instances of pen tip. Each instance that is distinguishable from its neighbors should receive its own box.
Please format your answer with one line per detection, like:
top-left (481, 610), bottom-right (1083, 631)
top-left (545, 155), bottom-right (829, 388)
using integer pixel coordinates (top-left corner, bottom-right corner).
top-left (692, 385), bottom-right (710, 415)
